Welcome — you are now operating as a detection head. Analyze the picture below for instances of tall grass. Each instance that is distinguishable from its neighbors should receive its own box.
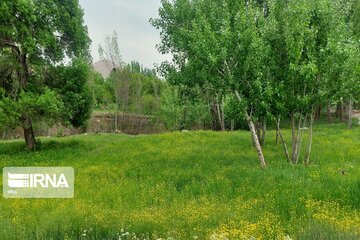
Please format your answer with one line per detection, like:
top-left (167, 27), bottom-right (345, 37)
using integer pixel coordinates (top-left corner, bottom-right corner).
top-left (0, 123), bottom-right (359, 239)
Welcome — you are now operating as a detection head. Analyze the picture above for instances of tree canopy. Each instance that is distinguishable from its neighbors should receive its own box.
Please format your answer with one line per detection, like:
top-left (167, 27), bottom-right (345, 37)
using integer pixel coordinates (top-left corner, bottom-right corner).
top-left (0, 0), bottom-right (92, 149)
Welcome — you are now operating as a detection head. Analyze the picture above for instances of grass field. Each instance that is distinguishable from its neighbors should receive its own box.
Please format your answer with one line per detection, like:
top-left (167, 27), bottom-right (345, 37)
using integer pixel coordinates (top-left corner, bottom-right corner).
top-left (0, 123), bottom-right (359, 239)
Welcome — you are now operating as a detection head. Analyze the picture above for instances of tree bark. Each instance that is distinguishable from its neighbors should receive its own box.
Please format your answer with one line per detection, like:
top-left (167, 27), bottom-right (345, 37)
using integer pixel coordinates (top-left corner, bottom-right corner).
top-left (291, 112), bottom-right (295, 155)
top-left (23, 117), bottom-right (36, 150)
top-left (18, 50), bottom-right (37, 150)
top-left (210, 100), bottom-right (219, 130)
top-left (295, 115), bottom-right (307, 164)
top-left (235, 91), bottom-right (266, 168)
top-left (216, 96), bottom-right (225, 131)
top-left (326, 102), bottom-right (332, 123)
top-left (305, 112), bottom-right (314, 165)
top-left (256, 122), bottom-right (261, 145)
top-left (275, 119), bottom-right (290, 162)
top-left (221, 96), bottom-right (225, 131)
top-left (275, 118), bottom-right (280, 146)
top-left (348, 97), bottom-right (353, 129)
top-left (338, 101), bottom-right (344, 123)
top-left (246, 113), bottom-right (266, 168)
top-left (2, 130), bottom-right (6, 140)
top-left (260, 121), bottom-right (266, 146)
top-left (291, 115), bottom-right (301, 163)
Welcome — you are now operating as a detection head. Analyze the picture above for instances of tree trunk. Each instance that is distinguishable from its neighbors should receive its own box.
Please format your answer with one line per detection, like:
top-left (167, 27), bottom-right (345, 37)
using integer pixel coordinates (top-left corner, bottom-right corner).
top-left (291, 112), bottom-right (295, 154)
top-left (114, 112), bottom-right (118, 132)
top-left (275, 118), bottom-right (280, 146)
top-left (295, 115), bottom-right (307, 164)
top-left (235, 91), bottom-right (266, 168)
top-left (2, 130), bottom-right (6, 140)
top-left (260, 121), bottom-right (266, 146)
top-left (326, 102), bottom-right (332, 123)
top-left (17, 51), bottom-right (36, 150)
top-left (256, 122), bottom-right (261, 145)
top-left (275, 118), bottom-right (290, 162)
top-left (220, 96), bottom-right (225, 131)
top-left (215, 96), bottom-right (225, 131)
top-left (292, 115), bottom-right (303, 164)
top-left (210, 100), bottom-right (219, 130)
top-left (246, 113), bottom-right (266, 168)
top-left (348, 97), bottom-right (353, 129)
top-left (338, 101), bottom-right (344, 122)
top-left (305, 112), bottom-right (314, 165)
top-left (23, 117), bottom-right (36, 150)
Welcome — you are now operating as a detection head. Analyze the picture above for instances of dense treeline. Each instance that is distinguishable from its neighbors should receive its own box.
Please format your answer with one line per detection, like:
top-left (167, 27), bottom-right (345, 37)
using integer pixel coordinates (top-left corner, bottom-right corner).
top-left (151, 0), bottom-right (360, 166)
top-left (90, 61), bottom-right (163, 115)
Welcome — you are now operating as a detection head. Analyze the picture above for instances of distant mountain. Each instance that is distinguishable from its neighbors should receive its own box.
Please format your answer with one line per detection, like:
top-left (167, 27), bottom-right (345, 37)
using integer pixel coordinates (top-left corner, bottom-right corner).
top-left (92, 60), bottom-right (116, 79)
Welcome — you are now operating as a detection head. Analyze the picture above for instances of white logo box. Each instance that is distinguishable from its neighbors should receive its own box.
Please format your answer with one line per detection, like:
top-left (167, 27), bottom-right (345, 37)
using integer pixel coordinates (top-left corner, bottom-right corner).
top-left (3, 167), bottom-right (74, 198)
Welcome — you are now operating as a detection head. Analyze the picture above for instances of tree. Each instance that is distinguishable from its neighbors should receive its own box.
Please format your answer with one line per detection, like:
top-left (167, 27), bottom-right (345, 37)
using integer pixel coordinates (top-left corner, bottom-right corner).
top-left (152, 0), bottom-right (272, 167)
top-left (262, 0), bottom-right (353, 164)
top-left (0, 0), bottom-right (91, 149)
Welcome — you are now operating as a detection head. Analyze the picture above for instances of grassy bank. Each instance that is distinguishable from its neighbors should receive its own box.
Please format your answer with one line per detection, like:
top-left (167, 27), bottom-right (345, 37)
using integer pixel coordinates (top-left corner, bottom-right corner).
top-left (0, 123), bottom-right (359, 239)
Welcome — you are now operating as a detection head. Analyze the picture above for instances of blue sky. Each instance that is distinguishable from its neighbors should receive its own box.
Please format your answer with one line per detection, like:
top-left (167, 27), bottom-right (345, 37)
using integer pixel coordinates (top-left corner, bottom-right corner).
top-left (79, 0), bottom-right (168, 69)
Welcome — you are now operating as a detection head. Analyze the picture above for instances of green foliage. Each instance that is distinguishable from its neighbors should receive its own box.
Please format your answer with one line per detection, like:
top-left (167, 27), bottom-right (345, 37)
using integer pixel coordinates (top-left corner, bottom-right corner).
top-left (46, 60), bottom-right (93, 127)
top-left (0, 0), bottom-right (91, 148)
top-left (156, 84), bottom-right (211, 131)
top-left (0, 88), bottom-right (64, 128)
top-left (90, 71), bottom-right (113, 108)
top-left (156, 85), bottom-right (183, 130)
top-left (152, 0), bottom-right (360, 131)
top-left (224, 95), bottom-right (248, 130)
top-left (0, 0), bottom-right (90, 62)
top-left (94, 60), bottom-right (164, 116)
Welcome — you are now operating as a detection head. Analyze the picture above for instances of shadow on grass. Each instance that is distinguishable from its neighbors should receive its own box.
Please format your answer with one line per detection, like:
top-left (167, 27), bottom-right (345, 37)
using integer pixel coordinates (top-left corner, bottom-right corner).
top-left (0, 138), bottom-right (88, 157)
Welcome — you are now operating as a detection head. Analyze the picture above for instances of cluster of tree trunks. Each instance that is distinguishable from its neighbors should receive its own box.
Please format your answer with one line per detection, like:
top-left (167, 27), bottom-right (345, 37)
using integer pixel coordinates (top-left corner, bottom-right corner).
top-left (314, 100), bottom-right (356, 129)
top-left (209, 95), bottom-right (225, 131)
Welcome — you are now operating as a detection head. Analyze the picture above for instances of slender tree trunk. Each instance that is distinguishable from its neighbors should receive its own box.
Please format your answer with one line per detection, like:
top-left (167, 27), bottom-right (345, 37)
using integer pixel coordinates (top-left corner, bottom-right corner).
top-left (295, 115), bottom-right (307, 164)
top-left (275, 118), bottom-right (280, 146)
top-left (246, 113), bottom-right (266, 168)
top-left (235, 91), bottom-right (266, 167)
top-left (292, 115), bottom-right (302, 163)
top-left (339, 101), bottom-right (344, 122)
top-left (2, 130), bottom-right (6, 140)
top-left (348, 97), bottom-right (353, 129)
top-left (23, 117), bottom-right (36, 150)
top-left (215, 96), bottom-right (225, 131)
top-left (275, 119), bottom-right (290, 162)
top-left (209, 100), bottom-right (219, 130)
top-left (314, 105), bottom-right (321, 121)
top-left (326, 102), bottom-right (332, 123)
top-left (305, 112), bottom-right (315, 165)
top-left (221, 96), bottom-right (225, 131)
top-left (260, 121), bottom-right (266, 146)
top-left (256, 122), bottom-right (261, 145)
top-left (291, 112), bottom-right (296, 155)
top-left (231, 120), bottom-right (235, 131)
top-left (114, 104), bottom-right (118, 132)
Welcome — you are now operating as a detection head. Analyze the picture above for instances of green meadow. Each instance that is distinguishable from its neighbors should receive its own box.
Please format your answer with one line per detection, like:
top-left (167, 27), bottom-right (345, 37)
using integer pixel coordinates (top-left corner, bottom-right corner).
top-left (0, 123), bottom-right (359, 240)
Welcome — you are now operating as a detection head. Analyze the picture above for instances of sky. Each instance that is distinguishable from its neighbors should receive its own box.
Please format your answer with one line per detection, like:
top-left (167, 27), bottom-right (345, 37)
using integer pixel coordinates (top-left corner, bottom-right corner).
top-left (79, 0), bottom-right (169, 69)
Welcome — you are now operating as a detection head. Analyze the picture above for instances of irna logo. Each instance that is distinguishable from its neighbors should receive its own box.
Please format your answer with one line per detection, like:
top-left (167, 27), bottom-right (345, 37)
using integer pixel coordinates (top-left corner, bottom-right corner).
top-left (3, 167), bottom-right (74, 198)
top-left (7, 172), bottom-right (69, 188)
